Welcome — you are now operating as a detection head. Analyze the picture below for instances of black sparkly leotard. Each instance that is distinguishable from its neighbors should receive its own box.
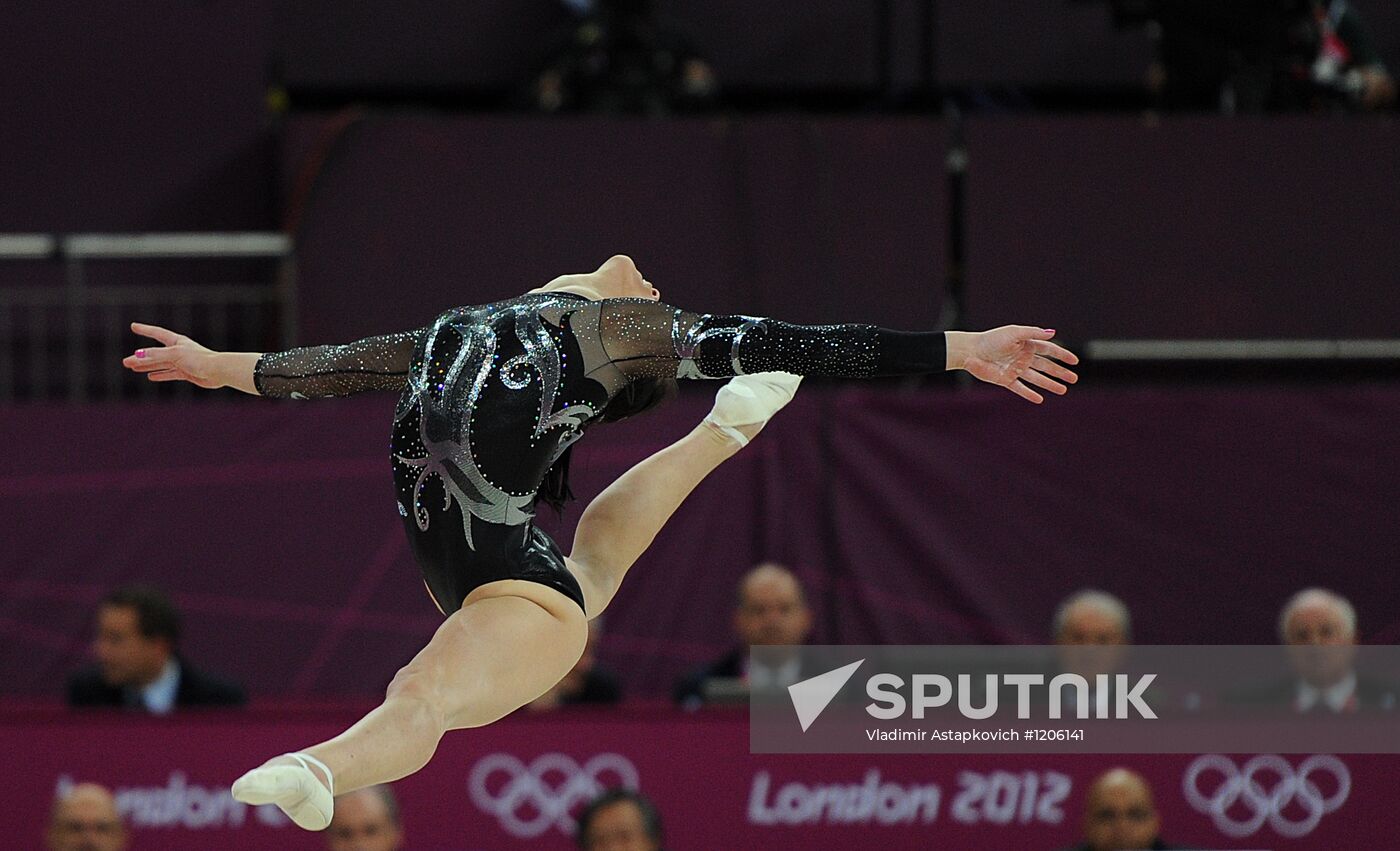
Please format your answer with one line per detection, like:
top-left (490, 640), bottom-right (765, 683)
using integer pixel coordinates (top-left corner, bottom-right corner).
top-left (253, 293), bottom-right (947, 614)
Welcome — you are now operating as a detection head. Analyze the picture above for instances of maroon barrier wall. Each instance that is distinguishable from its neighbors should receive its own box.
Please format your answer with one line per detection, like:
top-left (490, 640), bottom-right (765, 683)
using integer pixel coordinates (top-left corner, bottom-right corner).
top-left (4, 383), bottom-right (1398, 700)
top-left (1, 707), bottom-right (1386, 850)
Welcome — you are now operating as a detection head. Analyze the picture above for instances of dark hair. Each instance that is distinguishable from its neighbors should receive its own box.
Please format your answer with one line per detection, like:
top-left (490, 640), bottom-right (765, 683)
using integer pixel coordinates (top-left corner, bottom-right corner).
top-left (536, 377), bottom-right (678, 514)
top-left (101, 585), bottom-right (181, 646)
top-left (575, 788), bottom-right (664, 849)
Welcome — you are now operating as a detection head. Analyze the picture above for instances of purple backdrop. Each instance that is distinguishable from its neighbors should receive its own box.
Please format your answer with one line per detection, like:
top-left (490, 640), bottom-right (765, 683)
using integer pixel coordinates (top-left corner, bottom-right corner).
top-left (4, 383), bottom-right (1397, 700)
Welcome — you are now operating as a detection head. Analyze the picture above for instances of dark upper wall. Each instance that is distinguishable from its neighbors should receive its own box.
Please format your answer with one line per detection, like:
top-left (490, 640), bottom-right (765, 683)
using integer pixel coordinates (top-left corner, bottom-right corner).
top-left (964, 116), bottom-right (1400, 339)
top-left (6, 1), bottom-right (1399, 234)
top-left (0, 1), bottom-right (280, 232)
top-left (283, 113), bottom-right (1400, 345)
top-left (280, 114), bottom-right (949, 344)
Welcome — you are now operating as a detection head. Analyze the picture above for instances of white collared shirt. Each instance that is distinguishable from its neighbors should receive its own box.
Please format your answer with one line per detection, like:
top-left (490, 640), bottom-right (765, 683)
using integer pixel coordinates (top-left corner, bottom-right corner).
top-left (746, 657), bottom-right (802, 691)
top-left (1296, 671), bottom-right (1357, 713)
top-left (140, 659), bottom-right (182, 715)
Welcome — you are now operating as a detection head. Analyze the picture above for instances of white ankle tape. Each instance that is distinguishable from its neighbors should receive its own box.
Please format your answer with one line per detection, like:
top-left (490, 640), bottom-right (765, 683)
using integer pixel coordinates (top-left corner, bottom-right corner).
top-left (285, 752), bottom-right (334, 796)
top-left (707, 420), bottom-right (749, 448)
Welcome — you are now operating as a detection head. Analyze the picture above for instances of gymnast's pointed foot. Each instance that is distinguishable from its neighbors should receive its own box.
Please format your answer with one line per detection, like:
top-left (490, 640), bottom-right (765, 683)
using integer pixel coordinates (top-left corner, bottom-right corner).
top-left (230, 752), bottom-right (335, 831)
top-left (704, 371), bottom-right (803, 447)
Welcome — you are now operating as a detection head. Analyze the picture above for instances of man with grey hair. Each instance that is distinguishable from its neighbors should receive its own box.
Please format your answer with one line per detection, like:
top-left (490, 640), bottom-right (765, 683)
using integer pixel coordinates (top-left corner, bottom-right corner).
top-left (325, 785), bottom-right (403, 851)
top-left (1049, 590), bottom-right (1135, 712)
top-left (1231, 587), bottom-right (1394, 713)
top-left (46, 783), bottom-right (128, 851)
top-left (1275, 587), bottom-right (1394, 713)
top-left (1278, 586), bottom-right (1357, 645)
top-left (1054, 589), bottom-right (1132, 645)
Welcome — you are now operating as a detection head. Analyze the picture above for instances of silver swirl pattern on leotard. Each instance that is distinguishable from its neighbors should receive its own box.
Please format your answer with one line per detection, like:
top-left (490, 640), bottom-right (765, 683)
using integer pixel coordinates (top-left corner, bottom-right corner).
top-left (392, 296), bottom-right (586, 548)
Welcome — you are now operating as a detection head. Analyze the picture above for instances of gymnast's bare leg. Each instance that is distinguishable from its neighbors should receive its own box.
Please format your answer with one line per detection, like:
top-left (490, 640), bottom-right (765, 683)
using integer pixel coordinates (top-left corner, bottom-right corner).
top-left (230, 374), bottom-right (798, 829)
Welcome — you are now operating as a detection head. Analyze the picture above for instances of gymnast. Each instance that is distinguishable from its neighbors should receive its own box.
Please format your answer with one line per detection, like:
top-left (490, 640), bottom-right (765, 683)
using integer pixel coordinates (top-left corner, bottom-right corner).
top-left (121, 254), bottom-right (1078, 830)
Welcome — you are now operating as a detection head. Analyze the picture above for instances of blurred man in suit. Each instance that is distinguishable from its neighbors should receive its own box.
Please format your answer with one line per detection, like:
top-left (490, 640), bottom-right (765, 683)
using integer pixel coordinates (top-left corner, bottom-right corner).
top-left (1060, 768), bottom-right (1190, 851)
top-left (672, 563), bottom-right (812, 709)
top-left (326, 785), bottom-right (403, 851)
top-left (1277, 587), bottom-right (1394, 713)
top-left (67, 585), bottom-right (245, 713)
top-left (1223, 587), bottom-right (1395, 713)
top-left (46, 783), bottom-right (127, 851)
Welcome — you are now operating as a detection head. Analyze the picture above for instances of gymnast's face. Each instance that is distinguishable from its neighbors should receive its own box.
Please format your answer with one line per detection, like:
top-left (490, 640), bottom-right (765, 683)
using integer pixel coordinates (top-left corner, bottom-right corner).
top-left (591, 255), bottom-right (661, 301)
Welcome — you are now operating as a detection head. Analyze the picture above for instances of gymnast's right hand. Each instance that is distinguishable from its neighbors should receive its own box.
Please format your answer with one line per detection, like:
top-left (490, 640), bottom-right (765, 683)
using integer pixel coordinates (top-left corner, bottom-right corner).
top-left (121, 322), bottom-right (224, 388)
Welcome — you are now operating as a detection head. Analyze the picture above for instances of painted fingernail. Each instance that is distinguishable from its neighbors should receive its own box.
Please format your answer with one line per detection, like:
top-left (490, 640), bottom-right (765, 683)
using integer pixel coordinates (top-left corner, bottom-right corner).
top-left (1044, 329), bottom-right (1056, 335)
top-left (135, 350), bottom-right (146, 358)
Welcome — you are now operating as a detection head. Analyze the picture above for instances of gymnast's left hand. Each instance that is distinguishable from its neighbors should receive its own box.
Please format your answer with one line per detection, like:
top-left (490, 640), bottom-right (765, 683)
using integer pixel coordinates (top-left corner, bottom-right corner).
top-left (121, 322), bottom-right (224, 389)
top-left (952, 326), bottom-right (1079, 404)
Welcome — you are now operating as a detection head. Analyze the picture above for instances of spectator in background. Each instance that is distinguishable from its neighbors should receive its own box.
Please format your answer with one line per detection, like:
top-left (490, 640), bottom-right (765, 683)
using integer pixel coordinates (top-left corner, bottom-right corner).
top-left (672, 563), bottom-right (812, 709)
top-left (1148, 0), bottom-right (1394, 112)
top-left (533, 0), bottom-right (718, 115)
top-left (1051, 590), bottom-right (1135, 710)
top-left (576, 788), bottom-right (664, 851)
top-left (1275, 587), bottom-right (1394, 712)
top-left (1059, 768), bottom-right (1190, 851)
top-left (528, 617), bottom-right (622, 710)
top-left (1311, 0), bottom-right (1396, 109)
top-left (67, 585), bottom-right (246, 713)
top-left (326, 785), bottom-right (403, 851)
top-left (47, 783), bottom-right (127, 851)
top-left (1223, 587), bottom-right (1395, 713)
top-left (1054, 589), bottom-right (1132, 646)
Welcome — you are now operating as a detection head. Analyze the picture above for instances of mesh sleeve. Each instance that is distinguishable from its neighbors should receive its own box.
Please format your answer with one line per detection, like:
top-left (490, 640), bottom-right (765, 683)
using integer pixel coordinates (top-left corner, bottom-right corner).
top-left (594, 299), bottom-right (946, 380)
top-left (253, 329), bottom-right (423, 398)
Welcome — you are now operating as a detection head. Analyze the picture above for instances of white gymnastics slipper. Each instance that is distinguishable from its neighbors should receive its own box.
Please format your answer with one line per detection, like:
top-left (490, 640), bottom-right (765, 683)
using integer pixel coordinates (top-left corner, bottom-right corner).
top-left (704, 372), bottom-right (803, 447)
top-left (231, 752), bottom-right (334, 831)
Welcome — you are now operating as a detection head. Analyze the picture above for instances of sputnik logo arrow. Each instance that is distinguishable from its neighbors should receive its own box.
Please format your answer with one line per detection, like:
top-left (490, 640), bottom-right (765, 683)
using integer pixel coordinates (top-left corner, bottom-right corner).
top-left (787, 659), bottom-right (865, 732)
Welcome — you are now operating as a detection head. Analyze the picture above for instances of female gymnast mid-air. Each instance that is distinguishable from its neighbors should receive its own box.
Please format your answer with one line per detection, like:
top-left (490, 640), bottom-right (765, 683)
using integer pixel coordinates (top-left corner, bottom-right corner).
top-left (121, 254), bottom-right (1079, 830)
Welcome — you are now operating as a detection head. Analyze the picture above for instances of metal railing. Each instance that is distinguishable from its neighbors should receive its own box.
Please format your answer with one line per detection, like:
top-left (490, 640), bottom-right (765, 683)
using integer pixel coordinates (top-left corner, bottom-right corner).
top-left (0, 233), bottom-right (296, 402)
top-left (1087, 340), bottom-right (1400, 360)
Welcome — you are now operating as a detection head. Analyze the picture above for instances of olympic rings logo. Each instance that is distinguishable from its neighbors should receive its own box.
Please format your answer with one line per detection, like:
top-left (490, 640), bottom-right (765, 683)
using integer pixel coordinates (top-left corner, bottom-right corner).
top-left (1182, 754), bottom-right (1350, 839)
top-left (467, 752), bottom-right (641, 838)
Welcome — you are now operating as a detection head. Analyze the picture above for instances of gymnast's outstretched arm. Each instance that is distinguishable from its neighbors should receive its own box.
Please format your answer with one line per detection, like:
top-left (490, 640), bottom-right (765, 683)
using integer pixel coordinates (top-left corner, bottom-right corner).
top-left (593, 300), bottom-right (1079, 404)
top-left (122, 322), bottom-right (423, 397)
